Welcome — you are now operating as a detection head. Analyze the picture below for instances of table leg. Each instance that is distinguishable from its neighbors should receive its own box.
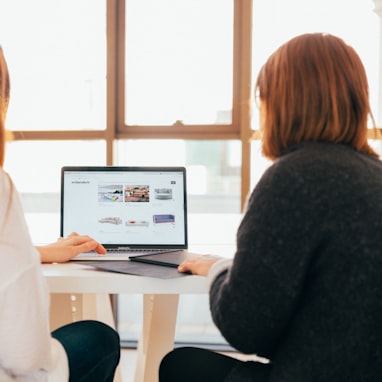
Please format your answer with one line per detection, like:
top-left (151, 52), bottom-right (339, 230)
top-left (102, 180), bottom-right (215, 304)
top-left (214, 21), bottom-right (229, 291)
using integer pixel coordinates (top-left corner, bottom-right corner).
top-left (49, 293), bottom-right (74, 331)
top-left (134, 294), bottom-right (179, 382)
top-left (50, 293), bottom-right (117, 328)
top-left (76, 294), bottom-right (117, 329)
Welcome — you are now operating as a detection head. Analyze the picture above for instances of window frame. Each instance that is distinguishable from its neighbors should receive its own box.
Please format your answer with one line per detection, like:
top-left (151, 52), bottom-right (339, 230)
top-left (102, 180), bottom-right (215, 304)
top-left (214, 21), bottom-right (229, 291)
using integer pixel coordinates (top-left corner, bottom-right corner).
top-left (112, 0), bottom-right (253, 210)
top-left (9, 0), bottom-right (254, 211)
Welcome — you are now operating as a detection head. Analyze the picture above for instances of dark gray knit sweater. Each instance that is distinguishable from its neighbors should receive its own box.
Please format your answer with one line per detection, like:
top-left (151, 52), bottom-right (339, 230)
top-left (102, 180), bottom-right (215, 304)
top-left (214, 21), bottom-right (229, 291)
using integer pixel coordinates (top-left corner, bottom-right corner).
top-left (210, 142), bottom-right (382, 381)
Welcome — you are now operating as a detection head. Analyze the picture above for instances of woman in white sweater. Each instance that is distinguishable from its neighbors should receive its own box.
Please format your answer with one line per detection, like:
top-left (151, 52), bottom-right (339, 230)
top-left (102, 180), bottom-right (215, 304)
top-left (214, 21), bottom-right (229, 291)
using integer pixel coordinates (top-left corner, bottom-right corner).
top-left (0, 47), bottom-right (120, 381)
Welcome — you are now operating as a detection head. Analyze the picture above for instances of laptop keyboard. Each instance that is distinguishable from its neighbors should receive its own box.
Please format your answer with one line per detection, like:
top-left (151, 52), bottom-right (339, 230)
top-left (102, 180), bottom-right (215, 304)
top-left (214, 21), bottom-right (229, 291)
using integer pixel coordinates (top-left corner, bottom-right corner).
top-left (75, 248), bottom-right (171, 258)
top-left (107, 249), bottom-right (170, 255)
top-left (71, 248), bottom-right (180, 261)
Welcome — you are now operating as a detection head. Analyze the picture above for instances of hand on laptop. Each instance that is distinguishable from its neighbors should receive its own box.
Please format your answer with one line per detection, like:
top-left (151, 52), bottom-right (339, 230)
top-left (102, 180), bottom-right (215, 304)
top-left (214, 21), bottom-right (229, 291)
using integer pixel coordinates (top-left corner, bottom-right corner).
top-left (177, 254), bottom-right (222, 276)
top-left (36, 232), bottom-right (107, 263)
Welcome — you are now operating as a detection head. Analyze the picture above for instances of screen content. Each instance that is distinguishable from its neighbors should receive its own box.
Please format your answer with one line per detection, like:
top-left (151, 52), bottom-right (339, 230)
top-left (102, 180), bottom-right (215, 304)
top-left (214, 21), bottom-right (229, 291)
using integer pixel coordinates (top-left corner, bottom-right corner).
top-left (62, 169), bottom-right (186, 246)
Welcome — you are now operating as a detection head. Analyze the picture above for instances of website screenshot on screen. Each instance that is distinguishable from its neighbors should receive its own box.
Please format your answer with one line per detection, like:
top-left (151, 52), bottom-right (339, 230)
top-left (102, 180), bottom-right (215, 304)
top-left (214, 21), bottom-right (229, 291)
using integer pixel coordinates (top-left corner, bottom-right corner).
top-left (62, 170), bottom-right (186, 246)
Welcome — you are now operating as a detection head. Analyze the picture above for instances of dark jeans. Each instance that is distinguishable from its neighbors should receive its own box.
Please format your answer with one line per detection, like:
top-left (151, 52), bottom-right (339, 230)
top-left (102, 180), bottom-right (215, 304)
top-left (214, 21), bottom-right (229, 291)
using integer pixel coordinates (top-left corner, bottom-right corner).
top-left (159, 347), bottom-right (271, 382)
top-left (52, 320), bottom-right (120, 382)
top-left (159, 347), bottom-right (240, 382)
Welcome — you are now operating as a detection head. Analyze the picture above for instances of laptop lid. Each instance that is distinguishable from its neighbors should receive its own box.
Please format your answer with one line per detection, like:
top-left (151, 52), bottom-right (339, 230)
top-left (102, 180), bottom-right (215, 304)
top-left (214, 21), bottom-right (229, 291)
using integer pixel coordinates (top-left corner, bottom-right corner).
top-left (60, 166), bottom-right (188, 250)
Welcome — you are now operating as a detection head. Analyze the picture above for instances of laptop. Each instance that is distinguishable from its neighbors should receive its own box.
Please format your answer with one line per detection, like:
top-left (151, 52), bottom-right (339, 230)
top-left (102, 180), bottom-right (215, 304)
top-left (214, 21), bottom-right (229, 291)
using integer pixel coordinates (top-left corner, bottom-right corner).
top-left (61, 166), bottom-right (199, 267)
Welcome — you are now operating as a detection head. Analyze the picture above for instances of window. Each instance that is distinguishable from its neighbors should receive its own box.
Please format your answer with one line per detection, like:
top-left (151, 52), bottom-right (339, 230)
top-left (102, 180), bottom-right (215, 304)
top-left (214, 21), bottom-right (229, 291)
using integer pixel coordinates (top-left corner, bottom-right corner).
top-left (2, 0), bottom-right (380, 209)
top-left (0, 0), bottom-right (107, 131)
top-left (124, 0), bottom-right (234, 128)
top-left (250, 0), bottom-right (380, 132)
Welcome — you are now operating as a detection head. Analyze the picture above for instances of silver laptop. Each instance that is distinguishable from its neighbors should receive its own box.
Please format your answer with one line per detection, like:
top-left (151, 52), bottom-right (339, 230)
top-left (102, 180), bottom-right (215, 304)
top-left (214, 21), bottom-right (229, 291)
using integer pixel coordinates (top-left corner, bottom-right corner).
top-left (61, 166), bottom-right (197, 267)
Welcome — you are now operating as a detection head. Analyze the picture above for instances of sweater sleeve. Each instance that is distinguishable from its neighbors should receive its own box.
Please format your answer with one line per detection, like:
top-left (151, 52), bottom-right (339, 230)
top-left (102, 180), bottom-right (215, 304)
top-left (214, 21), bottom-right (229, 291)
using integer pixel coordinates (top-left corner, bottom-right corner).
top-left (0, 340), bottom-right (69, 382)
top-left (0, 170), bottom-right (68, 380)
top-left (206, 258), bottom-right (233, 290)
top-left (209, 159), bottom-right (322, 358)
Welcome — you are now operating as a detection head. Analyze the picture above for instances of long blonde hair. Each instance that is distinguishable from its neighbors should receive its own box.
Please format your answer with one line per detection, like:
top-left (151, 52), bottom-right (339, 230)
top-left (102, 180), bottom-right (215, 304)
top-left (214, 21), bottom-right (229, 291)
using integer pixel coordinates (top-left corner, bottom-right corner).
top-left (0, 47), bottom-right (10, 167)
top-left (255, 33), bottom-right (377, 160)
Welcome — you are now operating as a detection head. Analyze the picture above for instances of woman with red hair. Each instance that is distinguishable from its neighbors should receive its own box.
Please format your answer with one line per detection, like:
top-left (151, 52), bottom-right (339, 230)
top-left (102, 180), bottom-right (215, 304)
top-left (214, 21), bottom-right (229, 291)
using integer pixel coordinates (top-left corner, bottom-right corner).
top-left (160, 33), bottom-right (382, 381)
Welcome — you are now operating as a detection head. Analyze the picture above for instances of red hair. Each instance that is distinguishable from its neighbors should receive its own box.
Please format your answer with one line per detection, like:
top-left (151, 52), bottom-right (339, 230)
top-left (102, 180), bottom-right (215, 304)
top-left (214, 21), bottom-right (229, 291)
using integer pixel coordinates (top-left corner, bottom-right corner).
top-left (255, 33), bottom-right (377, 160)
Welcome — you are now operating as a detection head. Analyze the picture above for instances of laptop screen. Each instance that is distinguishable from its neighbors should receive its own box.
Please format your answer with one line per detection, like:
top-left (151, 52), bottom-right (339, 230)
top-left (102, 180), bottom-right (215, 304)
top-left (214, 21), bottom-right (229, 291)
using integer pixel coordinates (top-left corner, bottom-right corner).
top-left (60, 166), bottom-right (188, 249)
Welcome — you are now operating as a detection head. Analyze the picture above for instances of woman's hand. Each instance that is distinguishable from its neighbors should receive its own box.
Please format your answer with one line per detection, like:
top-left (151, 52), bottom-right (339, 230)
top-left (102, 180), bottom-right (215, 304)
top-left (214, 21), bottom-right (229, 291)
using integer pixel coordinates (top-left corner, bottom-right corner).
top-left (177, 254), bottom-right (222, 276)
top-left (36, 232), bottom-right (106, 263)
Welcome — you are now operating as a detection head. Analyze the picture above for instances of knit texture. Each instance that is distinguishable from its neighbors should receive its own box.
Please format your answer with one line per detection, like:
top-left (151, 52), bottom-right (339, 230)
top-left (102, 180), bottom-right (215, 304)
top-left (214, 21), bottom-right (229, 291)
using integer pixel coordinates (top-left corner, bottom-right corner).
top-left (210, 142), bottom-right (382, 381)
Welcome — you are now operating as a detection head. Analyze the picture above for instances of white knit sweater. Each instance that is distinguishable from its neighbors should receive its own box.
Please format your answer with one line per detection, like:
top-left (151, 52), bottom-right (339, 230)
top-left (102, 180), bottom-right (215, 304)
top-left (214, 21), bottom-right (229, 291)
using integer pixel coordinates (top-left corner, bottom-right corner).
top-left (0, 169), bottom-right (68, 381)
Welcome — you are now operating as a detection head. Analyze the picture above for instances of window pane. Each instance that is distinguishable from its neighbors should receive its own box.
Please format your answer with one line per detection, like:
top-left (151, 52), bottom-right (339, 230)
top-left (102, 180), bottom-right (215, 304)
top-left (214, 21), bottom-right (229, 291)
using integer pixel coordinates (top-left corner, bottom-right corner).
top-left (5, 140), bottom-right (106, 243)
top-left (5, 141), bottom-right (106, 193)
top-left (0, 0), bottom-right (106, 131)
top-left (251, 0), bottom-right (380, 130)
top-left (117, 139), bottom-right (241, 213)
top-left (369, 139), bottom-right (382, 157)
top-left (125, 0), bottom-right (234, 126)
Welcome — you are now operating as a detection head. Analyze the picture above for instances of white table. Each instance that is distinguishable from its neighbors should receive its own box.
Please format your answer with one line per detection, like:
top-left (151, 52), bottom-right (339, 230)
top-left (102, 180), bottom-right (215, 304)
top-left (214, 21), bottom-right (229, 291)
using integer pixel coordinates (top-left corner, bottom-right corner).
top-left (43, 262), bottom-right (210, 382)
top-left (37, 213), bottom-right (240, 382)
